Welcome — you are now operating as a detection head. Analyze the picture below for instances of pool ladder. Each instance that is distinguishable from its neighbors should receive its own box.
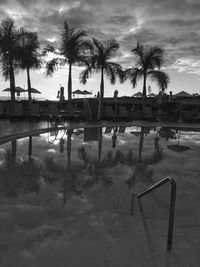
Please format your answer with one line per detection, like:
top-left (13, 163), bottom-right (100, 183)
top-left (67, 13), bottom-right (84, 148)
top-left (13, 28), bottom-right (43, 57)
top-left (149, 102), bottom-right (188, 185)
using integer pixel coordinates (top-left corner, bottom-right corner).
top-left (130, 176), bottom-right (176, 251)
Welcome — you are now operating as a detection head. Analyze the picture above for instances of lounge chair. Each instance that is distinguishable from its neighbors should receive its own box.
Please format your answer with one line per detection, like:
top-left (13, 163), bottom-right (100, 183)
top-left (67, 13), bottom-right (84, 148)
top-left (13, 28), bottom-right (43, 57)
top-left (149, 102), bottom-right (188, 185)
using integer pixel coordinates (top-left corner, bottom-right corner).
top-left (27, 103), bottom-right (40, 121)
top-left (10, 103), bottom-right (24, 121)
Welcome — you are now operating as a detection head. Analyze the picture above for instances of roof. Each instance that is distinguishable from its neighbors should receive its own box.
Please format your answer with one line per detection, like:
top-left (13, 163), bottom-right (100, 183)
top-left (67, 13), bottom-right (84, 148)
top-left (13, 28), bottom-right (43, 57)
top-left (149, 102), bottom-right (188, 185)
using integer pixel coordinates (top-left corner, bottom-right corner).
top-left (174, 91), bottom-right (192, 97)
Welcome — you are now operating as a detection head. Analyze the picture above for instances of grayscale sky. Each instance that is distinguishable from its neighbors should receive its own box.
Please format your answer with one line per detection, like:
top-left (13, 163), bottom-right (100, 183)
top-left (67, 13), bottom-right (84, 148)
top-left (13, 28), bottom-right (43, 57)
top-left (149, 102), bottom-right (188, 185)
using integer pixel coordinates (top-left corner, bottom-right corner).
top-left (0, 0), bottom-right (200, 99)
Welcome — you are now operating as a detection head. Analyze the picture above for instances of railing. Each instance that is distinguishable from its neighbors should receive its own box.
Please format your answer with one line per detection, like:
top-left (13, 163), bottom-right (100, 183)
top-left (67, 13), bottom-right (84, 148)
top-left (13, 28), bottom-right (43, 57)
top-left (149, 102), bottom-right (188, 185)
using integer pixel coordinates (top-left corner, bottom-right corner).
top-left (130, 176), bottom-right (176, 251)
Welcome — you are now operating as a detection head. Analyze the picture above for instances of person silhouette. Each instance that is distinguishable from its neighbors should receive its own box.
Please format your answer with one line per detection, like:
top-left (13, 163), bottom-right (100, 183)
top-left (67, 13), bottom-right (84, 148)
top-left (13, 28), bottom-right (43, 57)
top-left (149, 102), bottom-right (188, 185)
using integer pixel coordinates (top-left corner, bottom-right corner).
top-left (112, 127), bottom-right (118, 148)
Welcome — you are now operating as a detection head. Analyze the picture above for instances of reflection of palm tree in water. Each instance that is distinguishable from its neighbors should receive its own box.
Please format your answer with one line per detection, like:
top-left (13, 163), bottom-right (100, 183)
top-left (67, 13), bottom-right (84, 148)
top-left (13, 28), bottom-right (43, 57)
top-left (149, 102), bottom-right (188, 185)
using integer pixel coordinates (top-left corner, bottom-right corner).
top-left (0, 143), bottom-right (40, 197)
top-left (126, 127), bottom-right (163, 189)
top-left (67, 129), bottom-right (73, 169)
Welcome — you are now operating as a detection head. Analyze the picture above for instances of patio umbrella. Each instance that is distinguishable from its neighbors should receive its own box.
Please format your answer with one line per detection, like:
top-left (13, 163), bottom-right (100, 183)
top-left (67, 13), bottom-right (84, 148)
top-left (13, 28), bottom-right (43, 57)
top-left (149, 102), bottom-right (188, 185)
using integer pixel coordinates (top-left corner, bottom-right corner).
top-left (72, 89), bottom-right (84, 98)
top-left (133, 92), bottom-right (143, 97)
top-left (72, 89), bottom-right (83, 94)
top-left (25, 87), bottom-right (41, 99)
top-left (3, 86), bottom-right (26, 93)
top-left (82, 90), bottom-right (92, 95)
top-left (3, 86), bottom-right (26, 99)
top-left (28, 88), bottom-right (41, 94)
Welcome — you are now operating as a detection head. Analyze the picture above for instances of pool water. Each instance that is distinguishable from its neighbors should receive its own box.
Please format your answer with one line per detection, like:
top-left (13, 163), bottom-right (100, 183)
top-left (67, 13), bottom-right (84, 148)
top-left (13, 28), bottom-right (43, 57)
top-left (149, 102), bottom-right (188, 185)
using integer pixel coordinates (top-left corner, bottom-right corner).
top-left (0, 126), bottom-right (200, 266)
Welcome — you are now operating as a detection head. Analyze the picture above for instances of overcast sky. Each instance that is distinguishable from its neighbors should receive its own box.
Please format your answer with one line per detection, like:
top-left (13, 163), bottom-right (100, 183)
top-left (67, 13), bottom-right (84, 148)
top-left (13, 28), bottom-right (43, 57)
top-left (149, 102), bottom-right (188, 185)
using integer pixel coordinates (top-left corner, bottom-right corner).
top-left (0, 0), bottom-right (200, 99)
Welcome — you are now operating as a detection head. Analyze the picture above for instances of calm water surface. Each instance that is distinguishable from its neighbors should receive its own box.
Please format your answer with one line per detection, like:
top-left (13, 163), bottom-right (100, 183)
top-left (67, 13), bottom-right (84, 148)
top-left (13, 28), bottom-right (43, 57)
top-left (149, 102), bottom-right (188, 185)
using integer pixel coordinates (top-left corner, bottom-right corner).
top-left (0, 126), bottom-right (200, 266)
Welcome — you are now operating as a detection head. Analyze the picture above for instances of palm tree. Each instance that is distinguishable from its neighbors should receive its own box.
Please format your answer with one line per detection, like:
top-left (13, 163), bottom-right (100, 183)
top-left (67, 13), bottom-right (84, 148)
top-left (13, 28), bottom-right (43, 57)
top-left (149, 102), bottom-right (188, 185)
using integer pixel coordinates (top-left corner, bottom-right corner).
top-left (43, 20), bottom-right (91, 101)
top-left (0, 18), bottom-right (18, 110)
top-left (80, 38), bottom-right (122, 102)
top-left (16, 29), bottom-right (41, 108)
top-left (124, 42), bottom-right (169, 110)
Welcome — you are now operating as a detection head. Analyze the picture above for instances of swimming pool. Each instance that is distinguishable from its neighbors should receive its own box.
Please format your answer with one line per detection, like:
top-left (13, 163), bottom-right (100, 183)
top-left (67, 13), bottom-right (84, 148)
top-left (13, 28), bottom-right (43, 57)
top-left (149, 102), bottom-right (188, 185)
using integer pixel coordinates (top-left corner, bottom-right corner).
top-left (0, 125), bottom-right (200, 266)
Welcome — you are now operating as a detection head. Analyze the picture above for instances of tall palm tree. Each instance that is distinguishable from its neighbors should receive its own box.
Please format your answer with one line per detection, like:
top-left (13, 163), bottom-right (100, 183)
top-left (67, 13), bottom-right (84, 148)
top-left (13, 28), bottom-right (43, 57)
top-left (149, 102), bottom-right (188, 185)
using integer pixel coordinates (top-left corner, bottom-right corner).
top-left (43, 20), bottom-right (91, 101)
top-left (0, 18), bottom-right (18, 110)
top-left (16, 29), bottom-right (41, 107)
top-left (80, 38), bottom-right (122, 102)
top-left (124, 42), bottom-right (169, 109)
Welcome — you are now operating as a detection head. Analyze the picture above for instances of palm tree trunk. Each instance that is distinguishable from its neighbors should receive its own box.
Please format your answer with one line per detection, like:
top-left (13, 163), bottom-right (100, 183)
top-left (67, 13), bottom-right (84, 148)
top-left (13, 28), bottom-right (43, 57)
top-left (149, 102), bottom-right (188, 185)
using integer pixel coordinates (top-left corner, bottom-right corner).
top-left (138, 127), bottom-right (144, 162)
top-left (100, 67), bottom-right (104, 102)
top-left (68, 63), bottom-right (72, 101)
top-left (142, 73), bottom-right (147, 115)
top-left (100, 67), bottom-right (104, 117)
top-left (9, 61), bottom-right (15, 114)
top-left (27, 67), bottom-right (32, 111)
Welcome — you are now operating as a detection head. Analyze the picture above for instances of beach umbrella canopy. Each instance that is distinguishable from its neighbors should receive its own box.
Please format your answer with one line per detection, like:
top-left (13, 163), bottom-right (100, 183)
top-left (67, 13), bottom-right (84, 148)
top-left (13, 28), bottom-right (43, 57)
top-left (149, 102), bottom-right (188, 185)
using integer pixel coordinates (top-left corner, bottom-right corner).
top-left (133, 92), bottom-right (142, 97)
top-left (26, 88), bottom-right (41, 94)
top-left (174, 91), bottom-right (192, 97)
top-left (167, 144), bottom-right (191, 152)
top-left (3, 86), bottom-right (26, 93)
top-left (72, 89), bottom-right (83, 95)
top-left (82, 90), bottom-right (92, 95)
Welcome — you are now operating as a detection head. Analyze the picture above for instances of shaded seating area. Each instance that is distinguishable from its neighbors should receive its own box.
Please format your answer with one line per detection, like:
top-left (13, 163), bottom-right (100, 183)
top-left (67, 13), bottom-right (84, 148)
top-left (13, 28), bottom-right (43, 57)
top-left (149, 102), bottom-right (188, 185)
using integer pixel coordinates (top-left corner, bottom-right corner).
top-left (63, 102), bottom-right (83, 121)
top-left (143, 106), bottom-right (154, 121)
top-left (103, 105), bottom-right (116, 120)
top-left (10, 103), bottom-right (24, 121)
top-left (117, 106), bottom-right (130, 120)
top-left (48, 103), bottom-right (65, 126)
top-left (28, 103), bottom-right (40, 121)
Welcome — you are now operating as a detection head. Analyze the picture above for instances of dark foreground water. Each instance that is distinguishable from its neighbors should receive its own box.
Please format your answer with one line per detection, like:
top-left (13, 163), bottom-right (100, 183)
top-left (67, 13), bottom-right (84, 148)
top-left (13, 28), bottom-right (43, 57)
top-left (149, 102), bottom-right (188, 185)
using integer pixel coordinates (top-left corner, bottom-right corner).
top-left (0, 126), bottom-right (200, 266)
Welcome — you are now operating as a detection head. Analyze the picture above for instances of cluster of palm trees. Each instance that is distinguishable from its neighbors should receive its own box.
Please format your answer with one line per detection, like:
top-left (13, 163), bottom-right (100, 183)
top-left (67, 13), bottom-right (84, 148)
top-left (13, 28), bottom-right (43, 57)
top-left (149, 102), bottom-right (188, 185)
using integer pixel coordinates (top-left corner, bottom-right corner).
top-left (0, 18), bottom-right (170, 113)
top-left (0, 18), bottom-right (41, 111)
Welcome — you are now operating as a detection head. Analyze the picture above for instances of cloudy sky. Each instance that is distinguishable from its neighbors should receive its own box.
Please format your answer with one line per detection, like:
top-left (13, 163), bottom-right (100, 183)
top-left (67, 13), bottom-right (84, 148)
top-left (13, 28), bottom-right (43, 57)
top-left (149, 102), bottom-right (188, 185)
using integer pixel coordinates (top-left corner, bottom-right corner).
top-left (0, 0), bottom-right (200, 99)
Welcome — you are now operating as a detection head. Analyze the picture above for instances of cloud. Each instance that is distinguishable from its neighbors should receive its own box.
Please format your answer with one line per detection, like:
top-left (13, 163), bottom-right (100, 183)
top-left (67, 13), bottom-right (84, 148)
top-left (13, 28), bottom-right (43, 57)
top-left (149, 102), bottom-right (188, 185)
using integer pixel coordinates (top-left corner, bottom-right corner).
top-left (0, 0), bottom-right (200, 81)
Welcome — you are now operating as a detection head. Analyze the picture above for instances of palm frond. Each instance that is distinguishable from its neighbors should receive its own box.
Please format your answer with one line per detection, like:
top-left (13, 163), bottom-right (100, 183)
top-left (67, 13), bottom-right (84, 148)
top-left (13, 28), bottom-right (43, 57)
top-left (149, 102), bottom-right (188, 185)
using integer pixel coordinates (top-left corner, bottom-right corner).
top-left (131, 42), bottom-right (145, 68)
top-left (124, 67), bottom-right (143, 88)
top-left (104, 39), bottom-right (119, 59)
top-left (79, 67), bottom-right (92, 84)
top-left (92, 38), bottom-right (104, 53)
top-left (105, 62), bottom-right (122, 84)
top-left (105, 64), bottom-right (116, 84)
top-left (42, 43), bottom-right (57, 56)
top-left (148, 70), bottom-right (170, 92)
top-left (45, 58), bottom-right (64, 76)
top-left (145, 46), bottom-right (164, 70)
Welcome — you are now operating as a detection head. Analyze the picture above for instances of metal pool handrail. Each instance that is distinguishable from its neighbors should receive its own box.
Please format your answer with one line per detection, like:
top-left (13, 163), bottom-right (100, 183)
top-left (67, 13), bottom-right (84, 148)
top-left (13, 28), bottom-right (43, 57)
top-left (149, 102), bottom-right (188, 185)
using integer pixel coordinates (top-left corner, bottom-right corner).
top-left (130, 176), bottom-right (176, 251)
